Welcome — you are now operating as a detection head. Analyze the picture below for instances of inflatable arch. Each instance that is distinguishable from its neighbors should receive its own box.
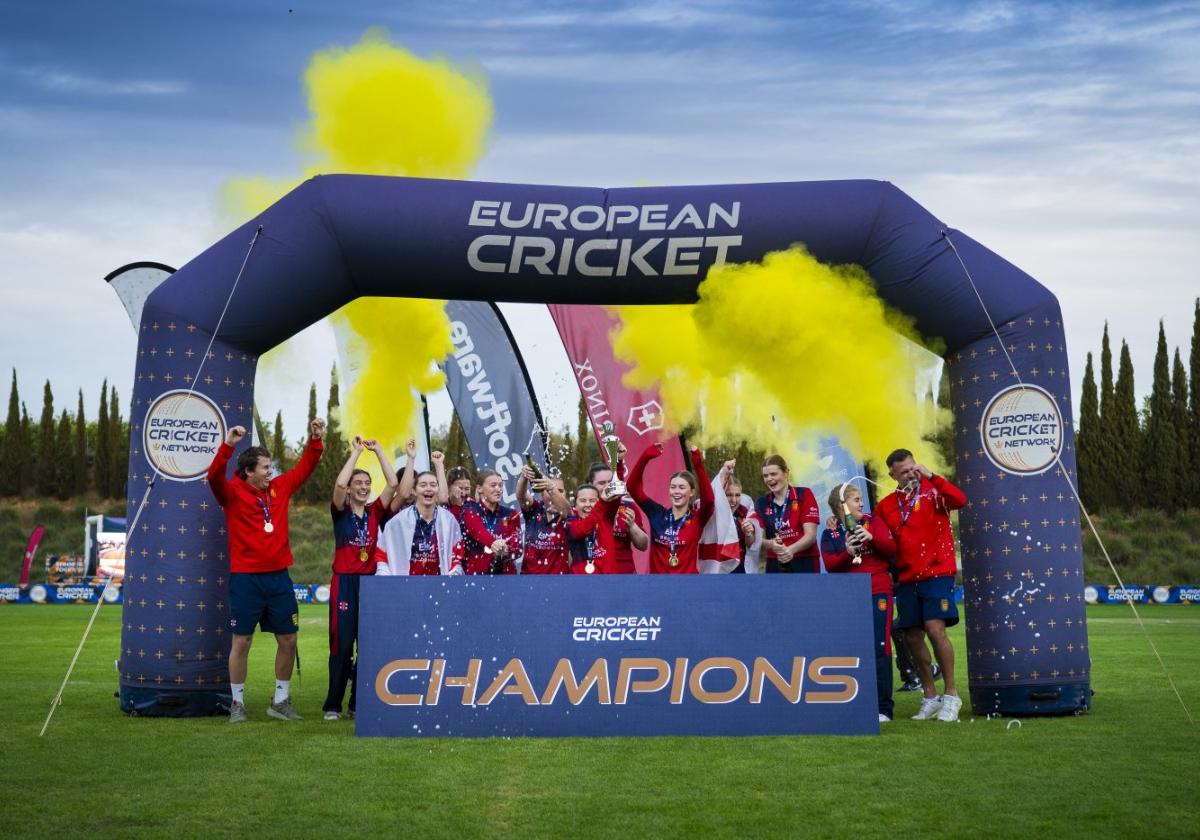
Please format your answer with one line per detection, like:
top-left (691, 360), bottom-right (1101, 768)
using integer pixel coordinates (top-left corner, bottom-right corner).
top-left (121, 176), bottom-right (1090, 717)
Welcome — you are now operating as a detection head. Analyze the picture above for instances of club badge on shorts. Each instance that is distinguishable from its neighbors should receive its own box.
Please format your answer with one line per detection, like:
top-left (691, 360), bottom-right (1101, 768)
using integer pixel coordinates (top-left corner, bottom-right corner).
top-left (877, 598), bottom-right (888, 612)
top-left (941, 598), bottom-right (950, 612)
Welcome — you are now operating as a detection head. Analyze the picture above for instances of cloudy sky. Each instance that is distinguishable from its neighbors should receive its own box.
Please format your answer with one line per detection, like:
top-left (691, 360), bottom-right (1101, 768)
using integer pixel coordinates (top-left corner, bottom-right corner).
top-left (2, 0), bottom-right (1197, 436)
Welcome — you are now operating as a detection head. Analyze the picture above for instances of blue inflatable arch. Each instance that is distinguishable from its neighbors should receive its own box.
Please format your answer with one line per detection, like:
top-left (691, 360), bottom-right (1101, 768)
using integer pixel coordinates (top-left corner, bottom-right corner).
top-left (122, 175), bottom-right (1090, 717)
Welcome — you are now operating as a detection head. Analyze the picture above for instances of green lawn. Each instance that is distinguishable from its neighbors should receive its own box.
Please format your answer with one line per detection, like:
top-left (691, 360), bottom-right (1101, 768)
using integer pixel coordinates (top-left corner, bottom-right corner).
top-left (1, 605), bottom-right (1197, 838)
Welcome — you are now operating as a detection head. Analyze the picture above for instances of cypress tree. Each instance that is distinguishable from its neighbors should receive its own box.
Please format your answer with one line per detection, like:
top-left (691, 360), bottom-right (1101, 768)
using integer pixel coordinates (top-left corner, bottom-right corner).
top-left (95, 380), bottom-right (110, 498)
top-left (1142, 323), bottom-right (1180, 509)
top-left (1111, 340), bottom-right (1142, 506)
top-left (19, 404), bottom-right (33, 494)
top-left (1076, 352), bottom-right (1101, 509)
top-left (1096, 324), bottom-right (1116, 508)
top-left (74, 390), bottom-right (87, 496)
top-left (36, 381), bottom-right (55, 496)
top-left (444, 408), bottom-right (474, 474)
top-left (54, 409), bottom-right (73, 500)
top-left (573, 396), bottom-right (594, 485)
top-left (1172, 348), bottom-right (1191, 509)
top-left (1190, 298), bottom-right (1200, 500)
top-left (313, 364), bottom-right (350, 502)
top-left (0, 370), bottom-right (20, 496)
top-left (252, 407), bottom-right (269, 449)
top-left (307, 382), bottom-right (318, 427)
top-left (271, 410), bottom-right (291, 472)
top-left (108, 387), bottom-right (127, 500)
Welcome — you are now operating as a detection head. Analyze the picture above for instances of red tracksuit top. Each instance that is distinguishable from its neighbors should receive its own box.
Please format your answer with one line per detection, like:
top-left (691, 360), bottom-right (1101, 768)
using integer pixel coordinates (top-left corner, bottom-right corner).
top-left (627, 447), bottom-right (715, 574)
top-left (206, 437), bottom-right (323, 574)
top-left (874, 475), bottom-right (967, 585)
top-left (820, 512), bottom-right (898, 595)
top-left (564, 496), bottom-right (623, 574)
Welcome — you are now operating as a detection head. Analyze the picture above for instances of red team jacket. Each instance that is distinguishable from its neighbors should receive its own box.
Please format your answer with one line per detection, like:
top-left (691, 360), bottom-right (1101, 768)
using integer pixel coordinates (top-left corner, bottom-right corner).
top-left (521, 499), bottom-right (570, 575)
top-left (330, 497), bottom-right (392, 576)
top-left (627, 446), bottom-right (715, 575)
top-left (874, 474), bottom-right (967, 585)
top-left (459, 499), bottom-right (523, 575)
top-left (564, 496), bottom-right (623, 574)
top-left (206, 437), bottom-right (323, 574)
top-left (820, 512), bottom-right (898, 594)
top-left (754, 485), bottom-right (822, 571)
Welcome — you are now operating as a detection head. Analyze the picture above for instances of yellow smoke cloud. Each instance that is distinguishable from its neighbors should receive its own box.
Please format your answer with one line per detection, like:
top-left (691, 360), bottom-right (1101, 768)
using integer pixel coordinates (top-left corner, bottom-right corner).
top-left (220, 28), bottom-right (493, 479)
top-left (612, 246), bottom-right (948, 475)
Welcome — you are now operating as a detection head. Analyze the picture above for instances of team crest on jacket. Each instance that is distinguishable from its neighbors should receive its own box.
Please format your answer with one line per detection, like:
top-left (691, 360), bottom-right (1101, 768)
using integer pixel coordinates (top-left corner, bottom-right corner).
top-left (626, 400), bottom-right (665, 436)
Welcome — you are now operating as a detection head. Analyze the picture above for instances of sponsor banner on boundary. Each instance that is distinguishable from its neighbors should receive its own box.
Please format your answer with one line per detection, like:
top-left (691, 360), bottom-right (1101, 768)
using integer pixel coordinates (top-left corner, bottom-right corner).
top-left (355, 575), bottom-right (878, 738)
top-left (0, 582), bottom-right (123, 604)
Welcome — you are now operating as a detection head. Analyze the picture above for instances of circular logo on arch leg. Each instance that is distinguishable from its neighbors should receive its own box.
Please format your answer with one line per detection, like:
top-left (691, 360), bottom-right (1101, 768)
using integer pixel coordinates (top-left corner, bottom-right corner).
top-left (979, 384), bottom-right (1062, 475)
top-left (143, 390), bottom-right (227, 481)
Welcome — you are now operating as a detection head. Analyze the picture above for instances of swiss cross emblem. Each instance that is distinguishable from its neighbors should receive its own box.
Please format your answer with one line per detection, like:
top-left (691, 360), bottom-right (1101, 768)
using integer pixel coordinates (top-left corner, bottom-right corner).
top-left (626, 400), bottom-right (664, 436)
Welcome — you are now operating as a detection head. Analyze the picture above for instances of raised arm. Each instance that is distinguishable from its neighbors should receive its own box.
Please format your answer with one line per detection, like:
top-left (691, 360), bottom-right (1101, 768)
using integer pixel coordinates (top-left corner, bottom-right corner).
top-left (516, 464), bottom-right (534, 511)
top-left (626, 442), bottom-right (667, 520)
top-left (277, 417), bottom-right (325, 496)
top-left (930, 472), bottom-right (967, 511)
top-left (206, 426), bottom-right (245, 506)
top-left (364, 438), bottom-right (399, 508)
top-left (430, 451), bottom-right (449, 504)
top-left (691, 446), bottom-right (715, 525)
top-left (332, 436), bottom-right (364, 511)
top-left (390, 438), bottom-right (417, 510)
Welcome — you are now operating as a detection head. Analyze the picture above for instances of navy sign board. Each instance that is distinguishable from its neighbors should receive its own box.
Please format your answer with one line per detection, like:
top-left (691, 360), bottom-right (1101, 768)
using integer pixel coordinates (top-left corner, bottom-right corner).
top-left (355, 576), bottom-right (878, 737)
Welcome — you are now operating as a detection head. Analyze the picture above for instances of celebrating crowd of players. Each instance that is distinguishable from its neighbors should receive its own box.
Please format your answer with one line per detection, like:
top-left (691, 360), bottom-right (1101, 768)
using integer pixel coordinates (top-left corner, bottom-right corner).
top-left (206, 421), bottom-right (967, 727)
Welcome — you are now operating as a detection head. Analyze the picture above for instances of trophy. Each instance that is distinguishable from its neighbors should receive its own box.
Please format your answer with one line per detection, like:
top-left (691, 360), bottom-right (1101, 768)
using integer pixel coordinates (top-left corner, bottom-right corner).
top-left (601, 421), bottom-right (626, 497)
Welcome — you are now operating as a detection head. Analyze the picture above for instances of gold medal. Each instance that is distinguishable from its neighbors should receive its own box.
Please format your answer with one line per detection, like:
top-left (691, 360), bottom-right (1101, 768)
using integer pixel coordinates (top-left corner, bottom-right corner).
top-left (360, 548), bottom-right (368, 564)
top-left (585, 562), bottom-right (595, 575)
top-left (668, 553), bottom-right (679, 568)
top-left (263, 522), bottom-right (274, 534)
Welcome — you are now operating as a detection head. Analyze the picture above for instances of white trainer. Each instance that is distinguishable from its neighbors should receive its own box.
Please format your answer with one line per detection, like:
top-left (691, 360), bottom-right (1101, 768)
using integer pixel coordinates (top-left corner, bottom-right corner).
top-left (878, 713), bottom-right (891, 723)
top-left (911, 695), bottom-right (943, 720)
top-left (323, 710), bottom-right (340, 721)
top-left (937, 694), bottom-right (962, 722)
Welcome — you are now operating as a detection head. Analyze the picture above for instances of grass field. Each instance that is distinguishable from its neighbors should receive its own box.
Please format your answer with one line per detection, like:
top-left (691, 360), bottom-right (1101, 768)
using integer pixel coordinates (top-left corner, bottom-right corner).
top-left (1, 605), bottom-right (1197, 838)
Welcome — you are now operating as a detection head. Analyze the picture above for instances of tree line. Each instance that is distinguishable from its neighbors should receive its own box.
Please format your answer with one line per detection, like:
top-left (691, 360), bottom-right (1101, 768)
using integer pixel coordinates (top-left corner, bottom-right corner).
top-left (0, 371), bottom-right (129, 501)
top-left (1076, 299), bottom-right (1200, 513)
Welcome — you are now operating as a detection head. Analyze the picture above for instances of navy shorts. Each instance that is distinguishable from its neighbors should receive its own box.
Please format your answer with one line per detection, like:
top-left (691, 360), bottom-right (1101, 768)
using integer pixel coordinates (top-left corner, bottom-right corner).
top-left (229, 570), bottom-right (299, 636)
top-left (894, 576), bottom-right (959, 630)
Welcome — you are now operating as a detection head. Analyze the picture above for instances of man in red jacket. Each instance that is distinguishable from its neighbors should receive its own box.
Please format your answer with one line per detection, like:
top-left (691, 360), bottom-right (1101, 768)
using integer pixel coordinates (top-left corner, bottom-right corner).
top-left (875, 448), bottom-right (967, 723)
top-left (207, 417), bottom-right (325, 723)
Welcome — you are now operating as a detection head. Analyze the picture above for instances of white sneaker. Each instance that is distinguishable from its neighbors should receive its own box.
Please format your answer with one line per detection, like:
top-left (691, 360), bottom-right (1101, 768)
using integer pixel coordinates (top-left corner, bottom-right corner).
top-left (937, 694), bottom-right (962, 722)
top-left (878, 713), bottom-right (891, 723)
top-left (911, 695), bottom-right (943, 720)
top-left (323, 710), bottom-right (340, 721)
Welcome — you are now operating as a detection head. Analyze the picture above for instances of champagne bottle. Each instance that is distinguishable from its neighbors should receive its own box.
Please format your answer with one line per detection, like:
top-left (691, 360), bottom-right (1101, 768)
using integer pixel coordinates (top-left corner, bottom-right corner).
top-left (524, 453), bottom-right (543, 479)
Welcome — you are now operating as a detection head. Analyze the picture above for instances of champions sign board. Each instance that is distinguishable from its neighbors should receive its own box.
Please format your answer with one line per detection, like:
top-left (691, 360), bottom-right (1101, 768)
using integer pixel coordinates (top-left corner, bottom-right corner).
top-left (142, 389), bottom-right (226, 481)
top-left (355, 576), bottom-right (878, 738)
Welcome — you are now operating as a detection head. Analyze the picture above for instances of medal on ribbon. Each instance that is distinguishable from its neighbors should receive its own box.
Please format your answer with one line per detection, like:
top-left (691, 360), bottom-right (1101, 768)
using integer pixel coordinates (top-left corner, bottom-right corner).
top-left (665, 509), bottom-right (689, 568)
top-left (258, 493), bottom-right (273, 533)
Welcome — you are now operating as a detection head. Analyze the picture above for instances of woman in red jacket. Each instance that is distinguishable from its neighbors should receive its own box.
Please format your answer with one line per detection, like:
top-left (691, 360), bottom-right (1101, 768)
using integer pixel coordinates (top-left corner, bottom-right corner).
top-left (821, 483), bottom-right (898, 723)
top-left (626, 443), bottom-right (715, 574)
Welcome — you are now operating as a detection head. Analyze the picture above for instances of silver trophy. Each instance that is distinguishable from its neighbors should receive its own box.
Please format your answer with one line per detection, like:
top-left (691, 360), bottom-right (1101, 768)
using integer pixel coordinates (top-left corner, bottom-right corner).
top-left (601, 421), bottom-right (626, 497)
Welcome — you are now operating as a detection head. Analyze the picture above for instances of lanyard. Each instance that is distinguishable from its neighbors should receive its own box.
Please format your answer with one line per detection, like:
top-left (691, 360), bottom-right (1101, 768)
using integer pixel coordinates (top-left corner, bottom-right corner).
top-left (664, 509), bottom-right (691, 555)
top-left (897, 484), bottom-right (920, 528)
top-left (412, 515), bottom-right (436, 557)
top-left (768, 490), bottom-right (792, 535)
top-left (257, 492), bottom-right (273, 532)
top-left (350, 507), bottom-right (370, 547)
